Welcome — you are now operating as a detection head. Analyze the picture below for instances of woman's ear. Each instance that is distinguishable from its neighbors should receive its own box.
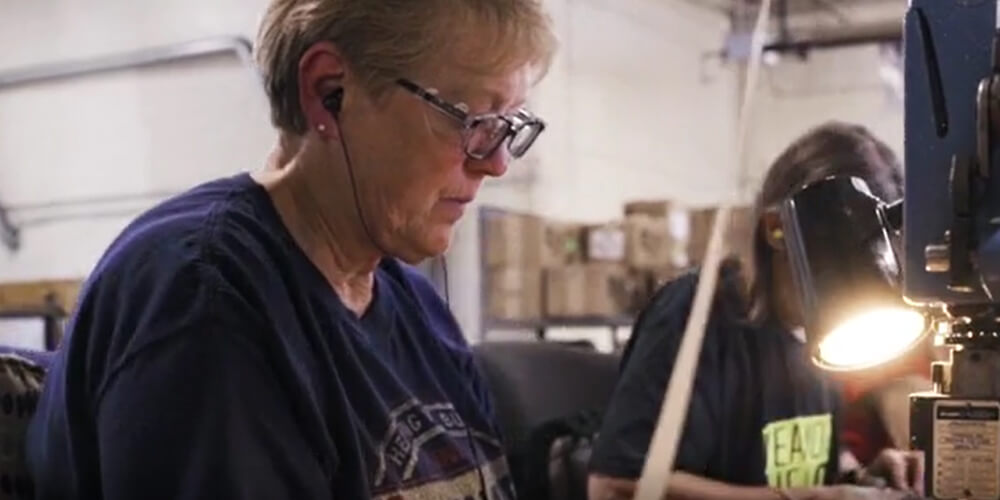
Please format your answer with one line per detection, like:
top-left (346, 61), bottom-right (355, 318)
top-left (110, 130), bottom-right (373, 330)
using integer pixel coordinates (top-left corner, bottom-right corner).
top-left (762, 210), bottom-right (785, 251)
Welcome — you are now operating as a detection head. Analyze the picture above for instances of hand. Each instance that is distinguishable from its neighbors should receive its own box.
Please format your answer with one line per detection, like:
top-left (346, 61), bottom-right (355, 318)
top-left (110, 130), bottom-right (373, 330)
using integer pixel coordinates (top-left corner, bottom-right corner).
top-left (863, 449), bottom-right (925, 496)
top-left (817, 485), bottom-right (911, 500)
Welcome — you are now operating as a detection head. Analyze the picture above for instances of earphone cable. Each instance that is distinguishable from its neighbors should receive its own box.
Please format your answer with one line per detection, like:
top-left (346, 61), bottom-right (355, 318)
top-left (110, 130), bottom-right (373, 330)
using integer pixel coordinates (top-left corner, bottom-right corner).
top-left (332, 109), bottom-right (487, 498)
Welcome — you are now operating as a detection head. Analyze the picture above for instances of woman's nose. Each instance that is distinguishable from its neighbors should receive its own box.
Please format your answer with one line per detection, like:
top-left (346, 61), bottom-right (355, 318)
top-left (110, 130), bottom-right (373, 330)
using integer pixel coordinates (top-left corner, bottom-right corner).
top-left (465, 148), bottom-right (511, 178)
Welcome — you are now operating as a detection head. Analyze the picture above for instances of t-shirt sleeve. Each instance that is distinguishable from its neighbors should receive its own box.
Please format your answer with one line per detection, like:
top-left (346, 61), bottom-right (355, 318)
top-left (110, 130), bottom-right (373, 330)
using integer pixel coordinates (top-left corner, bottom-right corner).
top-left (92, 274), bottom-right (331, 500)
top-left (589, 276), bottom-right (725, 480)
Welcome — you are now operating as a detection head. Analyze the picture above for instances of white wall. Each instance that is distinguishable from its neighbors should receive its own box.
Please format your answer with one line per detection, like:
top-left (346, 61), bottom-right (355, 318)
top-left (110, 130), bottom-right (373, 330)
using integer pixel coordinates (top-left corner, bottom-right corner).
top-left (0, 0), bottom-right (275, 348)
top-left (0, 0), bottom-right (274, 285)
top-left (0, 1), bottom-right (903, 350)
top-left (745, 44), bottom-right (903, 189)
top-left (0, 0), bottom-right (267, 68)
top-left (532, 0), bottom-right (738, 221)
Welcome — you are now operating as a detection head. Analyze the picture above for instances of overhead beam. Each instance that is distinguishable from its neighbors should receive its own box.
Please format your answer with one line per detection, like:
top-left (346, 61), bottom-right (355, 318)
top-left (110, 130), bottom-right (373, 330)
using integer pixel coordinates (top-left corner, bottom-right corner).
top-left (0, 36), bottom-right (253, 90)
top-left (763, 20), bottom-right (901, 53)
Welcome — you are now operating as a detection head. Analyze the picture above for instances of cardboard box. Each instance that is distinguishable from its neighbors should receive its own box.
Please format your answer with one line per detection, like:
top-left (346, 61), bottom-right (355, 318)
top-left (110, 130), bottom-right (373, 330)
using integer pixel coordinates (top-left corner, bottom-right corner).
top-left (625, 215), bottom-right (674, 269)
top-left (584, 223), bottom-right (626, 262)
top-left (487, 268), bottom-right (542, 320)
top-left (545, 264), bottom-right (631, 317)
top-left (544, 267), bottom-right (580, 317)
top-left (542, 222), bottom-right (584, 268)
top-left (687, 208), bottom-right (717, 265)
top-left (624, 200), bottom-right (672, 218)
top-left (686, 206), bottom-right (756, 266)
top-left (484, 212), bottom-right (544, 268)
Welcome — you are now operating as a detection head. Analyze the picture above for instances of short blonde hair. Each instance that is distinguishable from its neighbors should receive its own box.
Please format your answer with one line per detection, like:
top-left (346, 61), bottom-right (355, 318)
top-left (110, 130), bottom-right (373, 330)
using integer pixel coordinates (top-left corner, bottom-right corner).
top-left (254, 0), bottom-right (557, 134)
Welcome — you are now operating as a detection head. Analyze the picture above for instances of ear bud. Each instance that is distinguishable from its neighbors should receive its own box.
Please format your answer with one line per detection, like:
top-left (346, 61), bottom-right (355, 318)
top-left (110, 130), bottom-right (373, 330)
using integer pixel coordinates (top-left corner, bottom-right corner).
top-left (322, 88), bottom-right (344, 116)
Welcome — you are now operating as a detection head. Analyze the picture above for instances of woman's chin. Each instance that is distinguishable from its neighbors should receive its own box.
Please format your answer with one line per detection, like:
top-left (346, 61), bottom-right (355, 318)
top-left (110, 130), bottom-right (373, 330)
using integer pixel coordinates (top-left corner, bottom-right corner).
top-left (422, 227), bottom-right (453, 256)
top-left (394, 226), bottom-right (453, 263)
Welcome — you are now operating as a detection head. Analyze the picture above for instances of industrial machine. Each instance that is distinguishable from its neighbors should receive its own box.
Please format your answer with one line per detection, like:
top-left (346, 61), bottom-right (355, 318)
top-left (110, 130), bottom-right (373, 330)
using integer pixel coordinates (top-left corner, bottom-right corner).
top-left (785, 1), bottom-right (1000, 498)
top-left (904, 1), bottom-right (1000, 498)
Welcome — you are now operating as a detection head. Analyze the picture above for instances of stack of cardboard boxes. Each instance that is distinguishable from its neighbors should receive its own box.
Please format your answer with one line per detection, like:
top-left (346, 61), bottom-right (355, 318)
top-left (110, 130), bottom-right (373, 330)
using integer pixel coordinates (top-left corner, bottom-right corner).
top-left (684, 206), bottom-right (755, 267)
top-left (623, 203), bottom-right (755, 309)
top-left (482, 203), bottom-right (757, 322)
top-left (483, 211), bottom-right (544, 321)
top-left (623, 201), bottom-right (686, 307)
top-left (545, 223), bottom-right (633, 318)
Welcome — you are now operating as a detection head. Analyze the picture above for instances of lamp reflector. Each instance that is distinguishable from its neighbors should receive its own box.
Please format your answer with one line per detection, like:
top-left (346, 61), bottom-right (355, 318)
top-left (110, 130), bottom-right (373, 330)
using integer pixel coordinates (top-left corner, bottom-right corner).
top-left (816, 307), bottom-right (927, 370)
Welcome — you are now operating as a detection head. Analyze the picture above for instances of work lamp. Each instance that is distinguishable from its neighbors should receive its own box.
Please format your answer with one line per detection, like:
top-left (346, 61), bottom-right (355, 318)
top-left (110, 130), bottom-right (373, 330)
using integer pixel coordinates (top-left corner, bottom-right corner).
top-left (780, 176), bottom-right (928, 371)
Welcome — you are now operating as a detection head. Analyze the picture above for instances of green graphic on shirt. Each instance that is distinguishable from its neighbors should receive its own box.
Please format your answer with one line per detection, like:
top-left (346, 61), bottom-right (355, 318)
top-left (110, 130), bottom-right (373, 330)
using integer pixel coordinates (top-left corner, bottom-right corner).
top-left (761, 414), bottom-right (832, 488)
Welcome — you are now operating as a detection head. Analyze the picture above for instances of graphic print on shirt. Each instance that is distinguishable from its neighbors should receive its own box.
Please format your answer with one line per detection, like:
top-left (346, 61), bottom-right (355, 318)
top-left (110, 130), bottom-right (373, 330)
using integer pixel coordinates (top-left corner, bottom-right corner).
top-left (372, 399), bottom-right (515, 500)
top-left (762, 414), bottom-right (832, 488)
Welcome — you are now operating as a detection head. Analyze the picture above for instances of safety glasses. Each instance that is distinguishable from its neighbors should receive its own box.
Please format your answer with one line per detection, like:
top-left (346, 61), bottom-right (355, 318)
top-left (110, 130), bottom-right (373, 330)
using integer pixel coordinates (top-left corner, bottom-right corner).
top-left (397, 78), bottom-right (546, 161)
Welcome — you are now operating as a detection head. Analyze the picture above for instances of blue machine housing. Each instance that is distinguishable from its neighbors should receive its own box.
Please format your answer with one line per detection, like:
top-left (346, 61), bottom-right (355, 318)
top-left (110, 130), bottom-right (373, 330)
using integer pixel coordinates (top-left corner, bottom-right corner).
top-left (904, 0), bottom-right (1000, 306)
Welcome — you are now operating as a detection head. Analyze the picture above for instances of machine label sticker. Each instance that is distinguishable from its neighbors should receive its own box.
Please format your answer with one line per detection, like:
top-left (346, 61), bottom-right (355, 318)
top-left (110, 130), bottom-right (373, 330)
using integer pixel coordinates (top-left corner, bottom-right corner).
top-left (762, 413), bottom-right (832, 488)
top-left (933, 401), bottom-right (1000, 500)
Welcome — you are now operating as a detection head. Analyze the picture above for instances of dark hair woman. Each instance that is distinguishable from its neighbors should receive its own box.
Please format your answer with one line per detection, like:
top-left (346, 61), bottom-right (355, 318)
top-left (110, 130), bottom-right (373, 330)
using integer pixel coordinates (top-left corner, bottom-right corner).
top-left (588, 122), bottom-right (921, 500)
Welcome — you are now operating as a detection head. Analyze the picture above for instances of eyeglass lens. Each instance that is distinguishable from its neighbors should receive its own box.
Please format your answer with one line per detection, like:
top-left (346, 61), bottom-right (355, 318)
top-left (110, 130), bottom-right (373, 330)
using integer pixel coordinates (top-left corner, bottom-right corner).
top-left (464, 117), bottom-right (542, 159)
top-left (509, 124), bottom-right (542, 158)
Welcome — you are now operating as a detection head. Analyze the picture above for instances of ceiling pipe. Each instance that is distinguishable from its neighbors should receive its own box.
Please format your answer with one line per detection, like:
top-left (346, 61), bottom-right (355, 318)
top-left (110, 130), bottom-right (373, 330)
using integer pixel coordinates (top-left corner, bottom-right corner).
top-left (763, 20), bottom-right (902, 53)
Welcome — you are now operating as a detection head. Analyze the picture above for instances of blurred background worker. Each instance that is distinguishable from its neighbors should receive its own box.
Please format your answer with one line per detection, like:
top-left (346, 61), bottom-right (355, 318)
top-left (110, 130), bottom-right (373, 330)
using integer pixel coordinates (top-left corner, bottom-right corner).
top-left (588, 123), bottom-right (922, 500)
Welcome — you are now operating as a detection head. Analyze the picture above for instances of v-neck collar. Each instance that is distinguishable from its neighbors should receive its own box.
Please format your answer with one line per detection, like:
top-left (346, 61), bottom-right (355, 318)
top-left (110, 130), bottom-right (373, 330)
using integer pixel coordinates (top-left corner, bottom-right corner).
top-left (240, 173), bottom-right (397, 333)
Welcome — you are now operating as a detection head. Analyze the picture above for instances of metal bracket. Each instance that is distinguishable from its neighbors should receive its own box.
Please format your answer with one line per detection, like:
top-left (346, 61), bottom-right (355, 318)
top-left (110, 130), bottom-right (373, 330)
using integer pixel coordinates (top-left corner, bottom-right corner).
top-left (0, 203), bottom-right (19, 251)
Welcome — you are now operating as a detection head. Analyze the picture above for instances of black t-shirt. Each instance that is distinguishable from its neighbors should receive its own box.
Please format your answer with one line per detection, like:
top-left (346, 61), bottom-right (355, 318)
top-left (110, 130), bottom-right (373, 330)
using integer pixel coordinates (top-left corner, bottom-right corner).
top-left (589, 266), bottom-right (841, 488)
top-left (27, 174), bottom-right (513, 500)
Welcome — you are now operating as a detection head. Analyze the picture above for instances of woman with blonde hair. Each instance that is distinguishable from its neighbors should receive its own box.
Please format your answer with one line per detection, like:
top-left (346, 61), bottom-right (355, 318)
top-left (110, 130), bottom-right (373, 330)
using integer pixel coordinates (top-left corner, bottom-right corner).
top-left (28, 1), bottom-right (555, 498)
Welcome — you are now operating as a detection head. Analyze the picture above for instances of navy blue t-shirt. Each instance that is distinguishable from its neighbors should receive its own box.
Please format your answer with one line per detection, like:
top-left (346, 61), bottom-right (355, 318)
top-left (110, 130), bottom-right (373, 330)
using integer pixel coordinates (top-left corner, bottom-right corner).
top-left (590, 264), bottom-right (841, 488)
top-left (27, 174), bottom-right (513, 499)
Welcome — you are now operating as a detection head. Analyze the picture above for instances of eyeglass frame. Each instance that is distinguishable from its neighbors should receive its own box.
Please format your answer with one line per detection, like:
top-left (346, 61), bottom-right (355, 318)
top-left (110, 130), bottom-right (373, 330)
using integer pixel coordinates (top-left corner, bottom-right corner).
top-left (395, 78), bottom-right (546, 161)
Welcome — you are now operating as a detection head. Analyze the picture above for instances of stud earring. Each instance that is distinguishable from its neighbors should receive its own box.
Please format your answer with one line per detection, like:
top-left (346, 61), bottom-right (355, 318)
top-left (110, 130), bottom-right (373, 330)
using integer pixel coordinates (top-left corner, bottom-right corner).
top-left (317, 124), bottom-right (327, 132)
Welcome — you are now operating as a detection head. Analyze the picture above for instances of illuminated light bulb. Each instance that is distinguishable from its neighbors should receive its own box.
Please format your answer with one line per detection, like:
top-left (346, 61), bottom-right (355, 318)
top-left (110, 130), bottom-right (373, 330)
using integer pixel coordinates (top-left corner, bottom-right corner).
top-left (816, 308), bottom-right (927, 370)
